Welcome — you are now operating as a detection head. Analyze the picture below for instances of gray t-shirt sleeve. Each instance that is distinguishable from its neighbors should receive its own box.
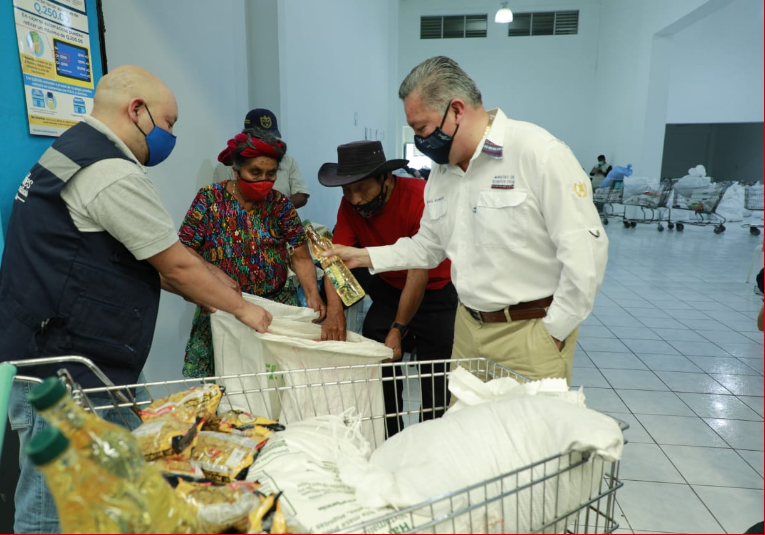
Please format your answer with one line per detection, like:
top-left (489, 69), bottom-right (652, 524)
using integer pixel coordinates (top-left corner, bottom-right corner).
top-left (286, 157), bottom-right (310, 196)
top-left (86, 173), bottom-right (179, 260)
top-left (213, 162), bottom-right (234, 184)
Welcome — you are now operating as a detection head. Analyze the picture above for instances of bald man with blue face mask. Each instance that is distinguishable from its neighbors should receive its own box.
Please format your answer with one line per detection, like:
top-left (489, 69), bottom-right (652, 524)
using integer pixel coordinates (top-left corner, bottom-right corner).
top-left (1, 65), bottom-right (272, 533)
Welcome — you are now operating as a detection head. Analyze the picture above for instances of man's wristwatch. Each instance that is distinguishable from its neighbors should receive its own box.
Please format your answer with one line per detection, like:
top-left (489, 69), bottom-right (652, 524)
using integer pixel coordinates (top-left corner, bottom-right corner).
top-left (390, 322), bottom-right (409, 338)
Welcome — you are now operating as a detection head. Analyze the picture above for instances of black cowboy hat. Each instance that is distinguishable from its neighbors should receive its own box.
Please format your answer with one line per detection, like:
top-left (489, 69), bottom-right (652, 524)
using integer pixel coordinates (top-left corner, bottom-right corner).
top-left (318, 141), bottom-right (408, 187)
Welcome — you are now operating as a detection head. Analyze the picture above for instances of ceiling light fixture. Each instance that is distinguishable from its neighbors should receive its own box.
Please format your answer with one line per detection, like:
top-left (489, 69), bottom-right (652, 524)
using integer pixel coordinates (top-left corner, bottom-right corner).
top-left (494, 2), bottom-right (513, 23)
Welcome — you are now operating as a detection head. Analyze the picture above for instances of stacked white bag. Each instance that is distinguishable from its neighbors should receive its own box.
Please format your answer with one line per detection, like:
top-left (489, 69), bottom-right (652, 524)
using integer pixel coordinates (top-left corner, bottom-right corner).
top-left (338, 368), bottom-right (624, 534)
top-left (673, 165), bottom-right (712, 209)
top-left (246, 368), bottom-right (624, 534)
top-left (622, 176), bottom-right (661, 205)
top-left (716, 182), bottom-right (746, 222)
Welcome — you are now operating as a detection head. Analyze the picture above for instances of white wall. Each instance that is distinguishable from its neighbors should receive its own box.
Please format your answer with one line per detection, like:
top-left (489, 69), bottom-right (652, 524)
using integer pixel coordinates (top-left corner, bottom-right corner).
top-left (592, 0), bottom-right (720, 179)
top-left (667, 0), bottom-right (764, 125)
top-left (592, 0), bottom-right (765, 180)
top-left (277, 0), bottom-right (399, 229)
top-left (247, 0), bottom-right (281, 116)
top-left (397, 0), bottom-right (602, 168)
top-left (102, 0), bottom-right (250, 381)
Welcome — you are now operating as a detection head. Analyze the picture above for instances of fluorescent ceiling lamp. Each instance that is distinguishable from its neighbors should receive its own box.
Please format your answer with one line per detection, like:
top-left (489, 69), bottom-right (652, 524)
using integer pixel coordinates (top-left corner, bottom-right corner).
top-left (495, 2), bottom-right (513, 23)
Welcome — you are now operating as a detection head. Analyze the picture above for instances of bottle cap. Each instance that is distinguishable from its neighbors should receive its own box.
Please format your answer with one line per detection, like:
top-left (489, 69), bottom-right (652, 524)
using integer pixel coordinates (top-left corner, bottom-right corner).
top-left (28, 377), bottom-right (68, 411)
top-left (24, 427), bottom-right (70, 466)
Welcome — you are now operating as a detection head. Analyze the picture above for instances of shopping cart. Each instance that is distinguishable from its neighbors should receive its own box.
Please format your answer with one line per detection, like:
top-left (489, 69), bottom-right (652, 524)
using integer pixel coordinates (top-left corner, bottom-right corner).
top-left (742, 184), bottom-right (764, 236)
top-left (671, 181), bottom-right (732, 234)
top-left (3, 356), bottom-right (627, 534)
top-left (593, 179), bottom-right (625, 226)
top-left (621, 178), bottom-right (674, 232)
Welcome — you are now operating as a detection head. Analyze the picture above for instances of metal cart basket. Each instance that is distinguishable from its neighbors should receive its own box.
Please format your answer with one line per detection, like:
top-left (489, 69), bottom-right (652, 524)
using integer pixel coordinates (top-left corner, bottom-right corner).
top-left (3, 356), bottom-right (626, 534)
top-left (621, 178), bottom-right (674, 232)
top-left (742, 185), bottom-right (764, 236)
top-left (671, 181), bottom-right (731, 234)
top-left (593, 179), bottom-right (625, 227)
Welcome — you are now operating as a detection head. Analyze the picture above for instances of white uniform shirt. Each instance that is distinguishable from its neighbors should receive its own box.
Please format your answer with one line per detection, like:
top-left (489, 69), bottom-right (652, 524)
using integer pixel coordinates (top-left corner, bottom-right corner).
top-left (368, 109), bottom-right (608, 341)
top-left (213, 153), bottom-right (310, 199)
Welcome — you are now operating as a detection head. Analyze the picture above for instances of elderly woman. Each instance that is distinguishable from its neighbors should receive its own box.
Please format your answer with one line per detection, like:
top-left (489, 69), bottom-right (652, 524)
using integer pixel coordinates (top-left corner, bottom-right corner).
top-left (179, 130), bottom-right (326, 377)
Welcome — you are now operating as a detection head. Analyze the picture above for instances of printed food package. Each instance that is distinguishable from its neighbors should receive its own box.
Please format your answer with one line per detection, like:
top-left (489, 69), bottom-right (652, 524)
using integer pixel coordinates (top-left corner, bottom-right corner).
top-left (133, 406), bottom-right (203, 461)
top-left (190, 431), bottom-right (263, 484)
top-left (140, 384), bottom-right (223, 422)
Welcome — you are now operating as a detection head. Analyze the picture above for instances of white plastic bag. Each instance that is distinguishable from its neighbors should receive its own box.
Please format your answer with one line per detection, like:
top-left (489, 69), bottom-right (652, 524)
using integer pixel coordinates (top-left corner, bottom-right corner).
top-left (674, 175), bottom-right (712, 200)
top-left (716, 183), bottom-right (746, 222)
top-left (622, 176), bottom-right (661, 205)
top-left (338, 396), bottom-right (623, 534)
top-left (211, 294), bottom-right (390, 444)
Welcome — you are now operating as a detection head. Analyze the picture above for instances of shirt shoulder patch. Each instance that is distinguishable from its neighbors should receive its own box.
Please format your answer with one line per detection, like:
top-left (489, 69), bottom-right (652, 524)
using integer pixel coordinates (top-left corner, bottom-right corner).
top-left (481, 140), bottom-right (503, 159)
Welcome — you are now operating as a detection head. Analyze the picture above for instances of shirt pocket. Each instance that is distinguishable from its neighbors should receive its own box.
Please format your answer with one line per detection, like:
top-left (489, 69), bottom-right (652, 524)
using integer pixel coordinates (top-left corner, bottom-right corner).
top-left (425, 198), bottom-right (450, 243)
top-left (476, 190), bottom-right (529, 250)
top-left (426, 198), bottom-right (448, 220)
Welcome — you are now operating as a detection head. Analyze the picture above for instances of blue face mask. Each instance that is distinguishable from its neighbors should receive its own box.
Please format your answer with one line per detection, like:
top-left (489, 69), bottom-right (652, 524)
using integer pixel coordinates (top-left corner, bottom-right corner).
top-left (414, 100), bottom-right (459, 165)
top-left (135, 104), bottom-right (177, 166)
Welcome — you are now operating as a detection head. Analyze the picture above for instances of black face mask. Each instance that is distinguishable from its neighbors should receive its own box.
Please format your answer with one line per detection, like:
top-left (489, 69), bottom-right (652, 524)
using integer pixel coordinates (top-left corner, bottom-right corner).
top-left (351, 179), bottom-right (389, 219)
top-left (414, 100), bottom-right (459, 165)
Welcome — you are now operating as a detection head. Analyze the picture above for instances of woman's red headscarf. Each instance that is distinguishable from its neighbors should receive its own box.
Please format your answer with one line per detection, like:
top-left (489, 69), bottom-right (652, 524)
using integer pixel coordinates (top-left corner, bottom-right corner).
top-left (217, 132), bottom-right (286, 166)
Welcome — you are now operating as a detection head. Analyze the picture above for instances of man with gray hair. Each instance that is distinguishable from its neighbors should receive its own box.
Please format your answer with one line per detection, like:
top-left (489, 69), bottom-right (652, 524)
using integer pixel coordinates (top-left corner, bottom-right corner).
top-left (329, 56), bottom-right (608, 383)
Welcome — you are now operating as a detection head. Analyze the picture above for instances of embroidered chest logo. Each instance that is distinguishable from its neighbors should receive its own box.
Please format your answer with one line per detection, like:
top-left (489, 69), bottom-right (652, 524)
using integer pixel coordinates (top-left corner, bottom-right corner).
top-left (491, 175), bottom-right (515, 190)
top-left (574, 182), bottom-right (588, 198)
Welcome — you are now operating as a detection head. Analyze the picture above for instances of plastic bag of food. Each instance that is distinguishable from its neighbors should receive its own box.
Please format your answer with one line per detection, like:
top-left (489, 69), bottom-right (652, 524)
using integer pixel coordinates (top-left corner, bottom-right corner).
top-left (204, 410), bottom-right (285, 441)
top-left (150, 457), bottom-right (205, 479)
top-left (190, 431), bottom-right (263, 484)
top-left (133, 406), bottom-right (203, 461)
top-left (140, 384), bottom-right (223, 423)
top-left (175, 479), bottom-right (261, 533)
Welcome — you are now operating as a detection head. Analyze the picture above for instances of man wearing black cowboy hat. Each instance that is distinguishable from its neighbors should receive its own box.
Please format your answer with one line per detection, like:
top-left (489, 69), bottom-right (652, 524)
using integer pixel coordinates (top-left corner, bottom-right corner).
top-left (318, 140), bottom-right (457, 438)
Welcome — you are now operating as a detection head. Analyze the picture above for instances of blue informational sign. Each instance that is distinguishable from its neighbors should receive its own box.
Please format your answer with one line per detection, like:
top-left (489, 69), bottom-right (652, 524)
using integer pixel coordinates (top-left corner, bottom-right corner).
top-left (13, 0), bottom-right (95, 136)
top-left (53, 38), bottom-right (91, 83)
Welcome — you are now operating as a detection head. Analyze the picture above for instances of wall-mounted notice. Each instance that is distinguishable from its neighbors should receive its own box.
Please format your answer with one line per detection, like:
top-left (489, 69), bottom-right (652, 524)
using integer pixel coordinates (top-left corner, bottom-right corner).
top-left (13, 0), bottom-right (93, 136)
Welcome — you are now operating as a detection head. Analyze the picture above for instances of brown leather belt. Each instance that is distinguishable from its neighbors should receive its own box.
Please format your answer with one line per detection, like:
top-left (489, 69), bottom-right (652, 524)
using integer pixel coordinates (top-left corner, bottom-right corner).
top-left (463, 296), bottom-right (554, 323)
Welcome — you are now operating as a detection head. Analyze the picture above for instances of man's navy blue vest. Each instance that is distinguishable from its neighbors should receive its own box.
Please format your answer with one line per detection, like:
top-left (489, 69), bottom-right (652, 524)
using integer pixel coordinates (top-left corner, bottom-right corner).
top-left (0, 122), bottom-right (161, 388)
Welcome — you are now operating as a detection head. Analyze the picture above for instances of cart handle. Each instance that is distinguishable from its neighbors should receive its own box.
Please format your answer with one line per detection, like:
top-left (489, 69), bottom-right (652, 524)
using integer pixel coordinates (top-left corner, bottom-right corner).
top-left (7, 355), bottom-right (138, 418)
top-left (0, 362), bottom-right (18, 467)
top-left (9, 355), bottom-right (118, 390)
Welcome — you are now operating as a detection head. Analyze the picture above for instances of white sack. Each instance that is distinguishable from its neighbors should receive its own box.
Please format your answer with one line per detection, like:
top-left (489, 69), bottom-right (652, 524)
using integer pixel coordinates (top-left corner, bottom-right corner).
top-left (716, 183), bottom-right (746, 222)
top-left (247, 414), bottom-right (406, 534)
top-left (674, 175), bottom-right (712, 200)
top-left (211, 294), bottom-right (390, 444)
top-left (338, 396), bottom-right (623, 534)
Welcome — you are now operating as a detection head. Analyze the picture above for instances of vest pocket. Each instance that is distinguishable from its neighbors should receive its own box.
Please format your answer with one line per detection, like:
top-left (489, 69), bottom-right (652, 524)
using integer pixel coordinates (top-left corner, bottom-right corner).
top-left (66, 293), bottom-right (144, 368)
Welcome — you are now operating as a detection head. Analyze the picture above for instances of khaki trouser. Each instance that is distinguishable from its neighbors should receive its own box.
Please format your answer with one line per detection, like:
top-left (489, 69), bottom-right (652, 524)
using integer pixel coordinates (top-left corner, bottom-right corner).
top-left (451, 303), bottom-right (578, 384)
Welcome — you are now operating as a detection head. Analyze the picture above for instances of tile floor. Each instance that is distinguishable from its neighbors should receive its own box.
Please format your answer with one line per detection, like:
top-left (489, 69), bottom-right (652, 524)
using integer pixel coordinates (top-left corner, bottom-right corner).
top-left (396, 219), bottom-right (764, 534)
top-left (574, 220), bottom-right (763, 534)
